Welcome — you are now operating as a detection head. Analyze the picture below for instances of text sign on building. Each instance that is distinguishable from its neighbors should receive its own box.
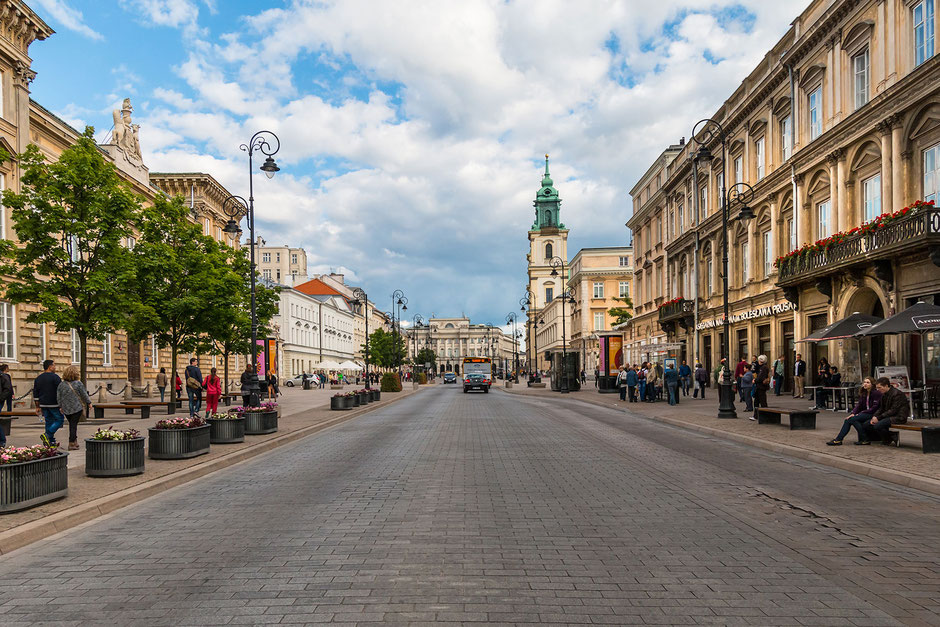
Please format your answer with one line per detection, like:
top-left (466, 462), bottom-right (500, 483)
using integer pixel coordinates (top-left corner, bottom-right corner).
top-left (696, 302), bottom-right (795, 331)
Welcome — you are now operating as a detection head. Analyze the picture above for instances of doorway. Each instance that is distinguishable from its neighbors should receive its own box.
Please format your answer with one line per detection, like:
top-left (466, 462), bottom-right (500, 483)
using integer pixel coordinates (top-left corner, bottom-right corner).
top-left (808, 313), bottom-right (829, 384)
top-left (127, 341), bottom-right (141, 384)
top-left (736, 328), bottom-right (748, 363)
top-left (781, 320), bottom-right (794, 392)
top-left (703, 335), bottom-right (712, 377)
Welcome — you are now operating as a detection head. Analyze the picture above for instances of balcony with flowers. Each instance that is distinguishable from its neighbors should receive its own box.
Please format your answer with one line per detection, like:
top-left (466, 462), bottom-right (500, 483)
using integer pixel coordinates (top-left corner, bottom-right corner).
top-left (775, 200), bottom-right (940, 287)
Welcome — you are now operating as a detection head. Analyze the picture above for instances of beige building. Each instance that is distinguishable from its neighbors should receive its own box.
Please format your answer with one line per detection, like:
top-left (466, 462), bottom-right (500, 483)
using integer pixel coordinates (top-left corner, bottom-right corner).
top-left (407, 317), bottom-right (516, 375)
top-left (629, 0), bottom-right (940, 388)
top-left (256, 240), bottom-right (307, 286)
top-left (315, 273), bottom-right (389, 365)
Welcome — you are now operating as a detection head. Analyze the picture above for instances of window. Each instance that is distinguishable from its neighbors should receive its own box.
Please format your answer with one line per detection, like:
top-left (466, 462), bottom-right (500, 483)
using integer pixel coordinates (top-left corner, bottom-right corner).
top-left (734, 157), bottom-right (743, 184)
top-left (126, 236), bottom-right (135, 250)
top-left (619, 281), bottom-right (630, 298)
top-left (817, 200), bottom-right (831, 238)
top-left (788, 217), bottom-right (796, 251)
top-left (677, 203), bottom-right (684, 228)
top-left (71, 329), bottom-right (80, 364)
top-left (716, 172), bottom-right (724, 196)
top-left (545, 287), bottom-right (554, 303)
top-left (762, 231), bottom-right (772, 277)
top-left (809, 86), bottom-right (823, 140)
top-left (216, 227), bottom-right (222, 242)
top-left (914, 0), bottom-right (935, 66)
top-left (619, 256), bottom-right (630, 267)
top-left (262, 252), bottom-right (271, 263)
top-left (781, 116), bottom-right (792, 161)
top-left (700, 185), bottom-right (708, 220)
top-left (853, 49), bottom-right (869, 110)
top-left (0, 301), bottom-right (14, 359)
top-left (593, 282), bottom-right (604, 298)
top-left (103, 333), bottom-right (111, 365)
top-left (742, 242), bottom-right (749, 283)
top-left (276, 269), bottom-right (281, 281)
top-left (0, 173), bottom-right (5, 240)
top-left (655, 218), bottom-right (662, 242)
top-left (755, 137), bottom-right (765, 180)
top-left (203, 218), bottom-right (210, 235)
top-left (68, 234), bottom-right (81, 263)
top-left (706, 258), bottom-right (713, 294)
top-left (545, 242), bottom-right (553, 260)
top-left (276, 253), bottom-right (280, 263)
top-left (925, 143), bottom-right (939, 202)
top-left (863, 174), bottom-right (882, 223)
top-left (262, 269), bottom-right (272, 280)
top-left (645, 271), bottom-right (652, 301)
top-left (0, 71), bottom-right (4, 120)
top-left (291, 253), bottom-right (298, 265)
top-left (593, 312), bottom-right (605, 331)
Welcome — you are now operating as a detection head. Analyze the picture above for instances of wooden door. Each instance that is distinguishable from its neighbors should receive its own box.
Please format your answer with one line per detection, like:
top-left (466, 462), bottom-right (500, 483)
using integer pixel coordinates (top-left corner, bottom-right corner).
top-left (127, 341), bottom-right (141, 384)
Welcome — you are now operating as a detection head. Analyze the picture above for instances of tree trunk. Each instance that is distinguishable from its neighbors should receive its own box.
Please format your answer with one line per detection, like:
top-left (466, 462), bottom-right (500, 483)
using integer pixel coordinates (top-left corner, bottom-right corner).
top-left (170, 343), bottom-right (178, 405)
top-left (223, 349), bottom-right (230, 398)
top-left (79, 330), bottom-right (88, 386)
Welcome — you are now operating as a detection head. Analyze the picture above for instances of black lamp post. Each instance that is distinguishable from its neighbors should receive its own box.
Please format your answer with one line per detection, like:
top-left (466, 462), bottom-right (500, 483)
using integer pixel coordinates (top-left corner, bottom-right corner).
top-left (558, 288), bottom-right (576, 393)
top-left (412, 314), bottom-right (423, 375)
top-left (222, 130), bottom-right (280, 407)
top-left (522, 290), bottom-right (539, 383)
top-left (391, 290), bottom-right (407, 376)
top-left (691, 118), bottom-right (755, 419)
top-left (506, 312), bottom-right (519, 383)
top-left (352, 288), bottom-right (370, 389)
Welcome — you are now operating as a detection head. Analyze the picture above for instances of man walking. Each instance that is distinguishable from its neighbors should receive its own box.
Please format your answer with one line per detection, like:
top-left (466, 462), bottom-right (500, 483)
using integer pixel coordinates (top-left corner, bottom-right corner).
top-left (664, 362), bottom-right (679, 406)
top-left (678, 360), bottom-right (692, 396)
top-left (33, 360), bottom-right (63, 447)
top-left (626, 365), bottom-right (638, 402)
top-left (0, 363), bottom-right (13, 412)
top-left (184, 357), bottom-right (203, 417)
top-left (617, 366), bottom-right (628, 401)
top-left (793, 353), bottom-right (806, 398)
top-left (772, 354), bottom-right (786, 395)
top-left (753, 355), bottom-right (771, 417)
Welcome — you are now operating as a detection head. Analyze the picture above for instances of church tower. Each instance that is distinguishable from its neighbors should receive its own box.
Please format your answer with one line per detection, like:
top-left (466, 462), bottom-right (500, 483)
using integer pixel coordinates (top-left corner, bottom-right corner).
top-left (525, 155), bottom-right (568, 366)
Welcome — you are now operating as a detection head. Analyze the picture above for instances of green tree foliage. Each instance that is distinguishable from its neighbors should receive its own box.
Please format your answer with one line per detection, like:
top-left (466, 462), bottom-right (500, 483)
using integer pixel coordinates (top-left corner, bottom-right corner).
top-left (414, 347), bottom-right (436, 369)
top-left (126, 195), bottom-right (234, 403)
top-left (365, 328), bottom-right (405, 369)
top-left (380, 372), bottom-right (402, 392)
top-left (608, 296), bottom-right (634, 326)
top-left (205, 246), bottom-right (280, 393)
top-left (0, 128), bottom-right (141, 383)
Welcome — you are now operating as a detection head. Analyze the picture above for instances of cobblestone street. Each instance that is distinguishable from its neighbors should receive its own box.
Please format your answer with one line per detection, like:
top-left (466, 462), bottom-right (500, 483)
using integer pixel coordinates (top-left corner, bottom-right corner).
top-left (1, 385), bottom-right (939, 626)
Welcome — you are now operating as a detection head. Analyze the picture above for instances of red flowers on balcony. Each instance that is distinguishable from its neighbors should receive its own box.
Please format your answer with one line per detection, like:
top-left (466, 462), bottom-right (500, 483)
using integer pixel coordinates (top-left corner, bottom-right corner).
top-left (658, 297), bottom-right (684, 310)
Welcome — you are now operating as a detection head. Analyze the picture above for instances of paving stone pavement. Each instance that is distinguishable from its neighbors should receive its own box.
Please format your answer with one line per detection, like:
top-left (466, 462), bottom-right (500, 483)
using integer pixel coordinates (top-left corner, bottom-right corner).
top-left (1, 385), bottom-right (939, 626)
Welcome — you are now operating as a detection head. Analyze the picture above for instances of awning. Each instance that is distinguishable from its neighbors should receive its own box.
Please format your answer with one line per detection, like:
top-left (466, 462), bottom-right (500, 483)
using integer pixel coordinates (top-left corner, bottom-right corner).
top-left (797, 312), bottom-right (883, 342)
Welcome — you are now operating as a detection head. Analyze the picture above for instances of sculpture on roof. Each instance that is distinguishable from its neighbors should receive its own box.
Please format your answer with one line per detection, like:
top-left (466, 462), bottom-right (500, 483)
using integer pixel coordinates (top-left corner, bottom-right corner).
top-left (111, 98), bottom-right (142, 160)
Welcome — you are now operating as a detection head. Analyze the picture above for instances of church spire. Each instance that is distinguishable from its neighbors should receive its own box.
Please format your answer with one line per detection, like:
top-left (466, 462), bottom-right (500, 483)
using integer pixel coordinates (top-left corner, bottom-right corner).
top-left (532, 154), bottom-right (563, 230)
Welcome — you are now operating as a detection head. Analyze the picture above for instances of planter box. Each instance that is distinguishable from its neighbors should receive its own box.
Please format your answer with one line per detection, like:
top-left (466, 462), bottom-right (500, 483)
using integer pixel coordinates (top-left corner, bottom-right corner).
top-left (243, 410), bottom-right (278, 435)
top-left (359, 392), bottom-right (369, 405)
top-left (85, 438), bottom-right (145, 477)
top-left (350, 395), bottom-right (360, 408)
top-left (207, 417), bottom-right (245, 444)
top-left (0, 453), bottom-right (69, 513)
top-left (148, 425), bottom-right (210, 459)
top-left (372, 390), bottom-right (381, 402)
top-left (331, 396), bottom-right (351, 411)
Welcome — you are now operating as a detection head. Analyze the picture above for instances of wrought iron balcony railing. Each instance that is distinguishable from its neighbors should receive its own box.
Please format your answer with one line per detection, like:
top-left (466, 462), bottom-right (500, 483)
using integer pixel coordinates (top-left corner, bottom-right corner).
top-left (658, 298), bottom-right (694, 322)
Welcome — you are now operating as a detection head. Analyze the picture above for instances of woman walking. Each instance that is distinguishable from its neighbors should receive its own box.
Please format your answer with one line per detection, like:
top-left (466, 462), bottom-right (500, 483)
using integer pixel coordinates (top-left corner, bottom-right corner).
top-left (203, 367), bottom-right (222, 417)
top-left (57, 366), bottom-right (91, 451)
top-left (155, 367), bottom-right (168, 402)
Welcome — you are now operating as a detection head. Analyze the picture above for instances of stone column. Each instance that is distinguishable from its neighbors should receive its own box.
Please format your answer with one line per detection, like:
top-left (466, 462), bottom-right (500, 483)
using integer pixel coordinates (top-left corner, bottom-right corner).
top-left (835, 149), bottom-right (847, 233)
top-left (827, 153), bottom-right (839, 235)
top-left (878, 117), bottom-right (893, 215)
top-left (833, 37), bottom-right (843, 125)
top-left (891, 120), bottom-right (904, 211)
top-left (748, 219), bottom-right (759, 287)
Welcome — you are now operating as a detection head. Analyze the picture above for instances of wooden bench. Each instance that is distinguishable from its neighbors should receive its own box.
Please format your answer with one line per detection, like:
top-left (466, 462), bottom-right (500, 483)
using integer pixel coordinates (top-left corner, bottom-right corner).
top-left (0, 409), bottom-right (35, 436)
top-left (121, 400), bottom-right (170, 415)
top-left (94, 403), bottom-right (152, 420)
top-left (756, 407), bottom-right (818, 430)
top-left (888, 423), bottom-right (940, 454)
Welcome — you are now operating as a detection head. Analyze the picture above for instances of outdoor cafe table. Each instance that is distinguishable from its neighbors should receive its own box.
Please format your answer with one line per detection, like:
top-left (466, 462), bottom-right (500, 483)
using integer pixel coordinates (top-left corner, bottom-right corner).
top-left (804, 386), bottom-right (856, 412)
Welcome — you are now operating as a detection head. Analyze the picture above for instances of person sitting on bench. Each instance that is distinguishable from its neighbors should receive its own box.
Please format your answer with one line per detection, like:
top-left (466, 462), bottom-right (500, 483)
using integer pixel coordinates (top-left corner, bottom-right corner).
top-left (860, 378), bottom-right (910, 445)
top-left (826, 377), bottom-right (881, 446)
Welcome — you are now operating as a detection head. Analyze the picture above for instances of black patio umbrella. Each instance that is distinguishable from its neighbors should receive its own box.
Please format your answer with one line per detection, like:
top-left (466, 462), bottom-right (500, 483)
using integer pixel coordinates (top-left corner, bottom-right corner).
top-left (798, 312), bottom-right (884, 343)
top-left (855, 301), bottom-right (940, 386)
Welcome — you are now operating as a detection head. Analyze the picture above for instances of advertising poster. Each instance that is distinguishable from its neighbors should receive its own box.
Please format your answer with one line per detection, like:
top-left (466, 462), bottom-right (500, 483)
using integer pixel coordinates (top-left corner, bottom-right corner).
top-left (255, 339), bottom-right (267, 377)
top-left (608, 336), bottom-right (623, 375)
top-left (598, 336), bottom-right (609, 375)
top-left (876, 366), bottom-right (911, 390)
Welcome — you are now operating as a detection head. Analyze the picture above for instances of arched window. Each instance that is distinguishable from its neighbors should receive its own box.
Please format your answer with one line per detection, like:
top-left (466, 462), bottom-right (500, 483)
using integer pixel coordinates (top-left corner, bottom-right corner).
top-left (543, 210), bottom-right (553, 226)
top-left (545, 242), bottom-right (553, 260)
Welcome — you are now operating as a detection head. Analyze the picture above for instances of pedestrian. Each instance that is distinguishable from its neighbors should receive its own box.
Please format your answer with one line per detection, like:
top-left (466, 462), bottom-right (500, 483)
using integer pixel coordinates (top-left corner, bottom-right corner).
top-left (581, 369), bottom-right (587, 385)
top-left (772, 354), bottom-right (785, 395)
top-left (33, 359), bottom-right (63, 447)
top-left (862, 377), bottom-right (910, 445)
top-left (812, 357), bottom-right (832, 410)
top-left (740, 366), bottom-right (754, 412)
top-left (174, 373), bottom-right (182, 400)
top-left (637, 364), bottom-right (647, 402)
top-left (155, 367), bottom-right (168, 403)
top-left (793, 352), bottom-right (806, 398)
top-left (240, 364), bottom-right (254, 407)
top-left (646, 363), bottom-right (659, 402)
top-left (267, 372), bottom-right (279, 400)
top-left (826, 377), bottom-right (882, 445)
top-left (203, 367), bottom-right (222, 418)
top-left (735, 356), bottom-right (748, 402)
top-left (184, 357), bottom-right (203, 417)
top-left (626, 364), bottom-right (638, 402)
top-left (57, 365), bottom-right (91, 451)
top-left (0, 363), bottom-right (13, 413)
top-left (664, 362), bottom-right (679, 406)
top-left (694, 362), bottom-right (707, 399)
top-left (593, 367), bottom-right (598, 387)
top-left (751, 355), bottom-right (770, 418)
top-left (617, 366), bottom-right (628, 401)
top-left (714, 358), bottom-right (727, 390)
top-left (678, 360), bottom-right (691, 396)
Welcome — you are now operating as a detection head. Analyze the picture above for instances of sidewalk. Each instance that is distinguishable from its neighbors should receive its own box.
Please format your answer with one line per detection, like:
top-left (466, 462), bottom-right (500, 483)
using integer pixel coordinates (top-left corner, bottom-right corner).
top-left (0, 383), bottom-right (421, 555)
top-left (502, 381), bottom-right (940, 494)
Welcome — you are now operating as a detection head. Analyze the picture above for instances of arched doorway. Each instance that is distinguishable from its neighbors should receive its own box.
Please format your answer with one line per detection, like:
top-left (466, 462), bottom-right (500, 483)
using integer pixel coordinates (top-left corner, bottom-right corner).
top-left (843, 287), bottom-right (886, 381)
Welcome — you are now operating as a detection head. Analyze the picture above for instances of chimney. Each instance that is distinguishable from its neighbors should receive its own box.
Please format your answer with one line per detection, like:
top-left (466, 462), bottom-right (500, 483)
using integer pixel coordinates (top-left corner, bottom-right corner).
top-left (330, 273), bottom-right (345, 285)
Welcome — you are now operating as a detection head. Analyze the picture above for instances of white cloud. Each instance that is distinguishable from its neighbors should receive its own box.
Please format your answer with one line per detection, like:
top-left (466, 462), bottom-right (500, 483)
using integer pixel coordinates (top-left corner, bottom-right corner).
top-left (32, 0), bottom-right (103, 40)
top-left (118, 0), bottom-right (207, 36)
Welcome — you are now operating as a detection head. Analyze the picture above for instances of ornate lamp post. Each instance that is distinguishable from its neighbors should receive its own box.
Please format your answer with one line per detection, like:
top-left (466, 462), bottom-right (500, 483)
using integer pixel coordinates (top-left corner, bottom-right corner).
top-left (691, 118), bottom-right (755, 419)
top-left (351, 288), bottom-right (370, 389)
top-left (222, 130), bottom-right (280, 406)
top-left (521, 290), bottom-right (538, 382)
top-left (557, 288), bottom-right (576, 393)
top-left (506, 312), bottom-right (519, 383)
top-left (412, 314), bottom-right (423, 376)
top-left (391, 290), bottom-right (407, 375)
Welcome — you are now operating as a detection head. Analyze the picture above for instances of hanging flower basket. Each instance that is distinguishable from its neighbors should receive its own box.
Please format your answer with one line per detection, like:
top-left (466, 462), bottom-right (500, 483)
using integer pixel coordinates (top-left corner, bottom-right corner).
top-left (0, 446), bottom-right (68, 513)
top-left (85, 428), bottom-right (144, 477)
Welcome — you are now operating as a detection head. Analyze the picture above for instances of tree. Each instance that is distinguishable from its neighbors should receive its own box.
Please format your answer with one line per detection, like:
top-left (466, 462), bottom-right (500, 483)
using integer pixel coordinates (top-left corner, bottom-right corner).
top-left (365, 328), bottom-right (405, 369)
top-left (0, 128), bottom-right (142, 383)
top-left (205, 246), bottom-right (280, 394)
top-left (126, 195), bottom-right (233, 405)
top-left (414, 347), bottom-right (436, 370)
top-left (608, 296), bottom-right (634, 326)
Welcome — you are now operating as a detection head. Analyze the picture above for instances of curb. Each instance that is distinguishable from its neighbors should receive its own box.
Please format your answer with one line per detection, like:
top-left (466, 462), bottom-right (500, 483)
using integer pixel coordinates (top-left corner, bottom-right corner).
top-left (0, 389), bottom-right (418, 556)
top-left (500, 387), bottom-right (940, 497)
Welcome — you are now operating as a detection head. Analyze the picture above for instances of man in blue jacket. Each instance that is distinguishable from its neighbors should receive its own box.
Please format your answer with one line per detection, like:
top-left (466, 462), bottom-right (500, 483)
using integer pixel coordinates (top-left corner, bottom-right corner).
top-left (664, 362), bottom-right (680, 406)
top-left (626, 365), bottom-right (638, 402)
top-left (678, 360), bottom-right (692, 396)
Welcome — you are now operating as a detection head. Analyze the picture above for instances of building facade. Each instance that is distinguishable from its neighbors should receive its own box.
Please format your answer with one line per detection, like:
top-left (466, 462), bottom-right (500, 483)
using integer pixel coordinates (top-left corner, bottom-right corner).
top-left (630, 0), bottom-right (940, 386)
top-left (407, 317), bottom-right (516, 375)
top-left (256, 240), bottom-right (308, 286)
top-left (275, 278), bottom-right (356, 377)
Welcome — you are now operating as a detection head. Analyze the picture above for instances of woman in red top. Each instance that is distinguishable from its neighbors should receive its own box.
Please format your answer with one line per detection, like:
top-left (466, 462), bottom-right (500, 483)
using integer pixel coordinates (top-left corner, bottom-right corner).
top-left (203, 367), bottom-right (222, 417)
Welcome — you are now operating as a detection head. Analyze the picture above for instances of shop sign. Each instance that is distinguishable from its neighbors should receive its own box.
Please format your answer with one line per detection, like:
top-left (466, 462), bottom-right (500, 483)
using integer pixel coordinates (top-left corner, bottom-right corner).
top-left (696, 302), bottom-right (795, 331)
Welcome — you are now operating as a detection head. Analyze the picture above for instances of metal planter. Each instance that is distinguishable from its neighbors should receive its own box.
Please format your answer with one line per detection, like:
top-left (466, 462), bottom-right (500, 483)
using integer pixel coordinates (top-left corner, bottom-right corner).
top-left (359, 392), bottom-right (369, 405)
top-left (243, 410), bottom-right (278, 435)
top-left (207, 418), bottom-right (245, 444)
top-left (331, 396), bottom-right (351, 411)
top-left (350, 394), bottom-right (360, 407)
top-left (0, 453), bottom-right (69, 513)
top-left (148, 425), bottom-right (210, 459)
top-left (372, 390), bottom-right (381, 402)
top-left (85, 438), bottom-right (145, 477)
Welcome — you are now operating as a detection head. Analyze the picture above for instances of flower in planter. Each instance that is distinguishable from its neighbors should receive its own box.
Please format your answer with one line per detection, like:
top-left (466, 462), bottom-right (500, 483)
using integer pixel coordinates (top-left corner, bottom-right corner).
top-left (90, 427), bottom-right (141, 441)
top-left (153, 416), bottom-right (207, 430)
top-left (332, 393), bottom-right (346, 398)
top-left (259, 401), bottom-right (278, 411)
top-left (0, 443), bottom-right (63, 465)
top-left (209, 413), bottom-right (242, 420)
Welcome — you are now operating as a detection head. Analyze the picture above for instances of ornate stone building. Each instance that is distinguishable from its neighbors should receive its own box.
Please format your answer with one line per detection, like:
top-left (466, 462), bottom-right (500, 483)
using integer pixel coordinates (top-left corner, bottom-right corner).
top-left (630, 0), bottom-right (940, 386)
top-left (407, 317), bottom-right (515, 376)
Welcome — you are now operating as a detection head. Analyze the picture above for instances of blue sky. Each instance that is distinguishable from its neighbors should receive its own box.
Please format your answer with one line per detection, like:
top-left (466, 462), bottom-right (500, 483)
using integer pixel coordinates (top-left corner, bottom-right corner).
top-left (28, 0), bottom-right (803, 328)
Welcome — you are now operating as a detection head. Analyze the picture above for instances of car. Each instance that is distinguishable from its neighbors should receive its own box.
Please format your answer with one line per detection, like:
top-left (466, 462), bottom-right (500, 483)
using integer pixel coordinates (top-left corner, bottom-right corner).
top-left (283, 374), bottom-right (313, 387)
top-left (463, 373), bottom-right (489, 393)
top-left (443, 372), bottom-right (457, 384)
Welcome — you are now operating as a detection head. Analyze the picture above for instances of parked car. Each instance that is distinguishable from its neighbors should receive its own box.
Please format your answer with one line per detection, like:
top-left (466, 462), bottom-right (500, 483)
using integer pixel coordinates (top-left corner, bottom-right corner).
top-left (283, 375), bottom-right (309, 387)
top-left (443, 372), bottom-right (457, 384)
top-left (463, 373), bottom-right (489, 393)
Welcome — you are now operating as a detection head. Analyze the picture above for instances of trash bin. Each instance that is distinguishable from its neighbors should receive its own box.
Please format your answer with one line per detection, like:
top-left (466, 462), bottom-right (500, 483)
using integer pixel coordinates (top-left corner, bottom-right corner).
top-left (303, 379), bottom-right (311, 390)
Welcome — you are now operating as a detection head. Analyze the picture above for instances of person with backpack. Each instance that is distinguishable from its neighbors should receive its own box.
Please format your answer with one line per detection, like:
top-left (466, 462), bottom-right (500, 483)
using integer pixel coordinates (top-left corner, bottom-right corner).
top-left (203, 367), bottom-right (222, 418)
top-left (184, 358), bottom-right (203, 418)
top-left (637, 363), bottom-right (647, 402)
top-left (616, 366), bottom-right (628, 401)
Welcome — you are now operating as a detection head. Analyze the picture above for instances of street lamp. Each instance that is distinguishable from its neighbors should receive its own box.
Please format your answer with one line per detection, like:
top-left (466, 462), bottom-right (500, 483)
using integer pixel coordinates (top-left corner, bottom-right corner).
top-left (221, 130), bottom-right (280, 406)
top-left (506, 312), bottom-right (519, 383)
top-left (412, 314), bottom-right (423, 376)
top-left (352, 288), bottom-right (370, 389)
top-left (558, 287), bottom-right (576, 393)
top-left (521, 290), bottom-right (539, 382)
top-left (691, 118), bottom-right (755, 418)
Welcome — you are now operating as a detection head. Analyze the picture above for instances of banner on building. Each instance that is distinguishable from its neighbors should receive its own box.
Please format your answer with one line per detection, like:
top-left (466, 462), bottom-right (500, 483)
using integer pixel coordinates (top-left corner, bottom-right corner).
top-left (608, 336), bottom-right (623, 375)
top-left (255, 338), bottom-right (278, 378)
